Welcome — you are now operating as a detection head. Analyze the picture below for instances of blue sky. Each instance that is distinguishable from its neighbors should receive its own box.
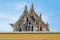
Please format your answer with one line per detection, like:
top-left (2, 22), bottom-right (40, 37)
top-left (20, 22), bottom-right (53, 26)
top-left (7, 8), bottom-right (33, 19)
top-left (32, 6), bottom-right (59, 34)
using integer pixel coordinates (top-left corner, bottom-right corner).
top-left (0, 0), bottom-right (60, 32)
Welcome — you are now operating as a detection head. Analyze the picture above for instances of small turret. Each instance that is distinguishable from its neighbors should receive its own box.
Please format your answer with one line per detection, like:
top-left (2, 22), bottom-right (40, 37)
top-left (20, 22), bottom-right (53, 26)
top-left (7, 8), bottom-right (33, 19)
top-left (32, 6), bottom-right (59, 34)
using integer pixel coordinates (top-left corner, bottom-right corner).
top-left (30, 3), bottom-right (34, 11)
top-left (24, 4), bottom-right (27, 11)
top-left (23, 4), bottom-right (28, 15)
top-left (31, 3), bottom-right (34, 9)
top-left (40, 13), bottom-right (42, 19)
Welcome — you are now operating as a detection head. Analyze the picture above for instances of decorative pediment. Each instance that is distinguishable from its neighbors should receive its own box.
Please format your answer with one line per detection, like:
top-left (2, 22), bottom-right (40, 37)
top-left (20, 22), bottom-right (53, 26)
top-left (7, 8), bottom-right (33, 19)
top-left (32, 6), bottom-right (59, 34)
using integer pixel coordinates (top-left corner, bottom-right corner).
top-left (10, 3), bottom-right (49, 31)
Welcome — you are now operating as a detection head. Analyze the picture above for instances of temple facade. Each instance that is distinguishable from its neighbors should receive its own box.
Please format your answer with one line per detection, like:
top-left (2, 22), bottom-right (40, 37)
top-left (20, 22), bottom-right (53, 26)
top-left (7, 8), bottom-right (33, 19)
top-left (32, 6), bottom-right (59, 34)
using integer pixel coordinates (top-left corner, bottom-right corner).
top-left (10, 4), bottom-right (49, 31)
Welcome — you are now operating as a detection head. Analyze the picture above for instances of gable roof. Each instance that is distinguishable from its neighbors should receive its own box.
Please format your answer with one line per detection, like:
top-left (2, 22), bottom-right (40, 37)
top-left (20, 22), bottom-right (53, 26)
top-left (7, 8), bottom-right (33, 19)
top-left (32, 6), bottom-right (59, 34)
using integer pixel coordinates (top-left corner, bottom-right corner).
top-left (10, 4), bottom-right (49, 31)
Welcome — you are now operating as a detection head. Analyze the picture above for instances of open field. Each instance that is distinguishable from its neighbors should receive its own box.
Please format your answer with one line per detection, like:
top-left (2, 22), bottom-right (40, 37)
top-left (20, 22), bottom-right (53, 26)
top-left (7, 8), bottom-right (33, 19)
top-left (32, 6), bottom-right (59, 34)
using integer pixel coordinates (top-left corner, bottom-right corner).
top-left (0, 32), bottom-right (60, 40)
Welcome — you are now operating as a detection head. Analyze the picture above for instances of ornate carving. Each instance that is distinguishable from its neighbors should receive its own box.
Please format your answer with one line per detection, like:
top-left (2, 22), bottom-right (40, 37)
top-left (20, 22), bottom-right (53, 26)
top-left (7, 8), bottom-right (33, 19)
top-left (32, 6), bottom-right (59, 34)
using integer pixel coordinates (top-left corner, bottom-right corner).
top-left (10, 4), bottom-right (49, 31)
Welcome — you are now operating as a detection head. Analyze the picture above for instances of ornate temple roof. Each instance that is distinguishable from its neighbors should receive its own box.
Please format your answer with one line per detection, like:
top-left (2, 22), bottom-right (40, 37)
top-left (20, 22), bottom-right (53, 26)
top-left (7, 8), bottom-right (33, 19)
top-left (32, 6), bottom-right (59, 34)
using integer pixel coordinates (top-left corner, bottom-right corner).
top-left (10, 3), bottom-right (49, 31)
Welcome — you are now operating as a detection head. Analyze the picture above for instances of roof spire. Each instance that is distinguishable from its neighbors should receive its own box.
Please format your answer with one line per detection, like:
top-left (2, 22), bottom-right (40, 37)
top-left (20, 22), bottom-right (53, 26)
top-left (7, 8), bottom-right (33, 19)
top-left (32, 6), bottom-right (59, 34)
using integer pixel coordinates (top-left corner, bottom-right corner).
top-left (31, 3), bottom-right (34, 10)
top-left (24, 4), bottom-right (27, 10)
top-left (30, 3), bottom-right (34, 12)
top-left (23, 4), bottom-right (28, 13)
top-left (40, 13), bottom-right (42, 19)
top-left (32, 3), bottom-right (34, 9)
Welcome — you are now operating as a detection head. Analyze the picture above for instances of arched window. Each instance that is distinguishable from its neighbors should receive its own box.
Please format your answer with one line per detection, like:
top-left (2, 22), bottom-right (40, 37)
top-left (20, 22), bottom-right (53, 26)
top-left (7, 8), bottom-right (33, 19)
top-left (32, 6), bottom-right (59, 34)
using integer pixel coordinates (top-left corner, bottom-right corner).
top-left (40, 27), bottom-right (42, 31)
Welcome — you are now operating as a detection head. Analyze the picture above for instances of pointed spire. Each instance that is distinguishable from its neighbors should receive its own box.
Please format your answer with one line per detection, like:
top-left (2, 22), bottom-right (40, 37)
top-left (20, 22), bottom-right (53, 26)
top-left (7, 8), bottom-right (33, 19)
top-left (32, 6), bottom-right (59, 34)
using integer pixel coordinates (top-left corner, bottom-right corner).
top-left (30, 3), bottom-right (34, 11)
top-left (24, 4), bottom-right (27, 10)
top-left (31, 3), bottom-right (34, 9)
top-left (30, 3), bottom-right (34, 13)
top-left (23, 4), bottom-right (28, 13)
top-left (40, 13), bottom-right (42, 19)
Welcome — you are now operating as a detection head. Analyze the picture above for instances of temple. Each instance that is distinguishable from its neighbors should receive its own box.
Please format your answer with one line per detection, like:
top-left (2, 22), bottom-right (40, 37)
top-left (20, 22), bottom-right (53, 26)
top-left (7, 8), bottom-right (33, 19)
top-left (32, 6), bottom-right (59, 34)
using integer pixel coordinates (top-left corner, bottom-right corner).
top-left (10, 4), bottom-right (49, 31)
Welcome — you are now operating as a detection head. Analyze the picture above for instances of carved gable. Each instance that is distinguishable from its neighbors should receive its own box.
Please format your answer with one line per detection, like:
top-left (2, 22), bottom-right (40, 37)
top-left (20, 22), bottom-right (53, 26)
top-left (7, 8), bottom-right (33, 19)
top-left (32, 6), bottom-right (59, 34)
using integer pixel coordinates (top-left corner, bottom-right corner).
top-left (10, 4), bottom-right (49, 31)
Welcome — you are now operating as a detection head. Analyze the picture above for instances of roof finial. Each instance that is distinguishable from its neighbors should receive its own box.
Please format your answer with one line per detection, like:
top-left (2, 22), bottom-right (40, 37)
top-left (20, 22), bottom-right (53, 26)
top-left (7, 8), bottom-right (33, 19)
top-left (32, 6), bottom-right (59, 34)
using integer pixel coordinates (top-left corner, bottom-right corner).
top-left (24, 4), bottom-right (28, 13)
top-left (23, 4), bottom-right (28, 13)
top-left (31, 3), bottom-right (34, 9)
top-left (24, 4), bottom-right (27, 10)
top-left (32, 3), bottom-right (33, 8)
top-left (40, 13), bottom-right (42, 19)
